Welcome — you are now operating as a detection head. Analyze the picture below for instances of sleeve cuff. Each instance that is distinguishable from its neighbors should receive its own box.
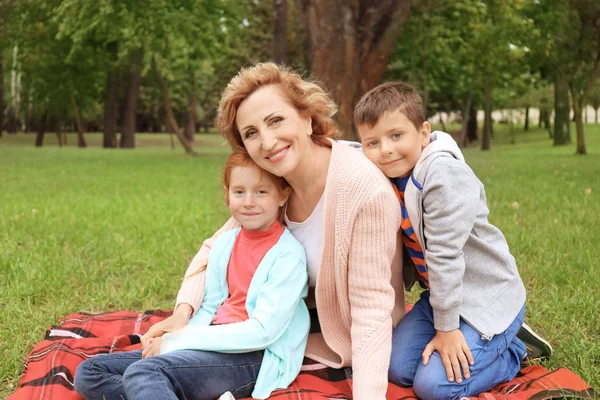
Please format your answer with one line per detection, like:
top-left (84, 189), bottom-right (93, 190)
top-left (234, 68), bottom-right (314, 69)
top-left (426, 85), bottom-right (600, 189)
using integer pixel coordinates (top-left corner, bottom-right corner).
top-left (432, 307), bottom-right (460, 332)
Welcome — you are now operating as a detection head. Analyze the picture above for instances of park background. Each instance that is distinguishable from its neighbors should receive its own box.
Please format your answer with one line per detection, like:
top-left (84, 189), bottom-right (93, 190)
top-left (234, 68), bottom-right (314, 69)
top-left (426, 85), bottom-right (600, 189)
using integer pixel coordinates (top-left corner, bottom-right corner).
top-left (1, 0), bottom-right (599, 397)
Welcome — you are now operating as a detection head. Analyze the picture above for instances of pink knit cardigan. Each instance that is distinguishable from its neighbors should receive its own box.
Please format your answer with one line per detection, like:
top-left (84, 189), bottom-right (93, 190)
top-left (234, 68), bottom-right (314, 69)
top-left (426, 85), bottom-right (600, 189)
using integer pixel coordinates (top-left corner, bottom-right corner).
top-left (176, 141), bottom-right (405, 399)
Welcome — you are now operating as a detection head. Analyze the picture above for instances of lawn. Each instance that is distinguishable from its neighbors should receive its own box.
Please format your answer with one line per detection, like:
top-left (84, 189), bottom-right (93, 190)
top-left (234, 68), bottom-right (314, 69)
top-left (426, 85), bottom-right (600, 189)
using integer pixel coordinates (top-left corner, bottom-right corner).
top-left (1, 126), bottom-right (599, 397)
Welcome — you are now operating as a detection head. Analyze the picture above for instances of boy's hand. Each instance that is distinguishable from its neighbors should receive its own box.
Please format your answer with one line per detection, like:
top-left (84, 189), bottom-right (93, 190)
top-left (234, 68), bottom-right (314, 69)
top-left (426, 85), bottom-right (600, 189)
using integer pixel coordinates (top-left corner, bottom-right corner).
top-left (422, 329), bottom-right (474, 383)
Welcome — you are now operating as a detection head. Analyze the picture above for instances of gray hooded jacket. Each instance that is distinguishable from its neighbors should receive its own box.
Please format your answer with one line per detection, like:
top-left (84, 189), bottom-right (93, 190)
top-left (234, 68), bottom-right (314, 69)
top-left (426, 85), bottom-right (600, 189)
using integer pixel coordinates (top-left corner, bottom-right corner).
top-left (404, 131), bottom-right (526, 337)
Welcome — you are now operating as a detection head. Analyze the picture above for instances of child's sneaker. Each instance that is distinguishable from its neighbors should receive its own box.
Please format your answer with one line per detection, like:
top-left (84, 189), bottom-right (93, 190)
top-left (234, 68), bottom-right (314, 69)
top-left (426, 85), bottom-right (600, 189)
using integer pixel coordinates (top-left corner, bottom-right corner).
top-left (518, 322), bottom-right (553, 362)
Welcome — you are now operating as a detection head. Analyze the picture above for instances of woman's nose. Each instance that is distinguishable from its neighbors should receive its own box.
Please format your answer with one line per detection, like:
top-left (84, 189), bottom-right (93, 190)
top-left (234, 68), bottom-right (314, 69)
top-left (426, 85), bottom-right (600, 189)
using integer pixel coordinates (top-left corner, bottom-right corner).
top-left (261, 130), bottom-right (277, 151)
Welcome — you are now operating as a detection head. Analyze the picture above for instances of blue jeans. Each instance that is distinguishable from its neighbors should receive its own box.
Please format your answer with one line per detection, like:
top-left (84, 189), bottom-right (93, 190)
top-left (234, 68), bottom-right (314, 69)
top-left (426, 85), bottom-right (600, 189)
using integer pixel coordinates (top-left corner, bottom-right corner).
top-left (389, 291), bottom-right (526, 400)
top-left (74, 349), bottom-right (263, 400)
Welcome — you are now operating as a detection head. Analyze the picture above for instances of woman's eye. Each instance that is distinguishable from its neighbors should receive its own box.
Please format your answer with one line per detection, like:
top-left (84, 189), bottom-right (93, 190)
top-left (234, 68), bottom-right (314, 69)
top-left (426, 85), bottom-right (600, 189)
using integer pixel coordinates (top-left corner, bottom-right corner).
top-left (270, 117), bottom-right (283, 125)
top-left (244, 130), bottom-right (257, 139)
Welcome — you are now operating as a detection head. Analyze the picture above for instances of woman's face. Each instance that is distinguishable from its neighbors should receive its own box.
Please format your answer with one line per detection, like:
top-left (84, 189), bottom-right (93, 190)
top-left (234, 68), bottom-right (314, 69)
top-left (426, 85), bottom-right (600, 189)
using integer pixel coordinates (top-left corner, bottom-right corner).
top-left (235, 85), bottom-right (313, 178)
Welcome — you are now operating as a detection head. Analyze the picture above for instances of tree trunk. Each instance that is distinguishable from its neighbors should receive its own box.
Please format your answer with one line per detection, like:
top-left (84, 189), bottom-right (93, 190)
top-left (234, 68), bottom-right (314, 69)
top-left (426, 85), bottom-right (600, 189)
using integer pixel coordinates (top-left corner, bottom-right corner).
top-left (467, 104), bottom-right (478, 143)
top-left (439, 112), bottom-right (447, 132)
top-left (121, 48), bottom-right (143, 149)
top-left (103, 41), bottom-right (120, 148)
top-left (158, 73), bottom-right (197, 155)
top-left (596, 107), bottom-right (599, 124)
top-left (574, 107), bottom-right (586, 154)
top-left (184, 94), bottom-right (197, 143)
top-left (569, 84), bottom-right (587, 155)
top-left (553, 73), bottom-right (571, 145)
top-left (300, 0), bottom-right (415, 140)
top-left (459, 95), bottom-right (472, 149)
top-left (0, 28), bottom-right (3, 137)
top-left (482, 84), bottom-right (493, 151)
top-left (69, 77), bottom-right (87, 148)
top-left (538, 107), bottom-right (543, 127)
top-left (56, 124), bottom-right (63, 148)
top-left (35, 114), bottom-right (47, 147)
top-left (524, 106), bottom-right (529, 131)
top-left (272, 0), bottom-right (288, 64)
top-left (543, 108), bottom-right (552, 137)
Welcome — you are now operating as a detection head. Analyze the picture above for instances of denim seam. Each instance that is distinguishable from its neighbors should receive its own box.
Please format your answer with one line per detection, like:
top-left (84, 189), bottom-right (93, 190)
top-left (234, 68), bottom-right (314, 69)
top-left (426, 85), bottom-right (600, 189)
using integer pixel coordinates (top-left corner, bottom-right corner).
top-left (90, 358), bottom-right (126, 385)
top-left (231, 379), bottom-right (258, 396)
top-left (148, 358), bottom-right (262, 372)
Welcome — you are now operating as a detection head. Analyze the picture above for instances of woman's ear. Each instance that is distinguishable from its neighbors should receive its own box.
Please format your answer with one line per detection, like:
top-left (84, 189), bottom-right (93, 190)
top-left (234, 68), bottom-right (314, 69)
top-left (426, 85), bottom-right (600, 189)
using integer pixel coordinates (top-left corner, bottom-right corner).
top-left (304, 116), bottom-right (313, 136)
top-left (278, 187), bottom-right (292, 207)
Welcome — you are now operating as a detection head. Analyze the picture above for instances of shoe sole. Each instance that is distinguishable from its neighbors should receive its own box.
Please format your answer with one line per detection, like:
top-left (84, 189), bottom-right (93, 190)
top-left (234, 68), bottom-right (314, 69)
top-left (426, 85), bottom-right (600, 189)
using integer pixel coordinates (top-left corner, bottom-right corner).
top-left (521, 322), bottom-right (553, 357)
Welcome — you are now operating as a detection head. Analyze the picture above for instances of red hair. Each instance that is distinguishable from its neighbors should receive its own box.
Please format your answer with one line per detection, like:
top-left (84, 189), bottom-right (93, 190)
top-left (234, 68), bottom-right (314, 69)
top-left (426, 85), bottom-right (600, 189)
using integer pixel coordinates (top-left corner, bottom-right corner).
top-left (186, 149), bottom-right (290, 279)
top-left (222, 149), bottom-right (290, 205)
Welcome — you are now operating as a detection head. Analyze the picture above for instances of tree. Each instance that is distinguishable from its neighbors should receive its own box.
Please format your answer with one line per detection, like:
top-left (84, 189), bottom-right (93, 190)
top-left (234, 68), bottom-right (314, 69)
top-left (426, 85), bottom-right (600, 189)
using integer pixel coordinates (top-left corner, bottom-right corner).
top-left (121, 48), bottom-right (143, 148)
top-left (589, 81), bottom-right (600, 123)
top-left (388, 0), bottom-right (536, 150)
top-left (272, 0), bottom-right (287, 63)
top-left (528, 0), bottom-right (600, 153)
top-left (564, 0), bottom-right (600, 154)
top-left (298, 0), bottom-right (416, 140)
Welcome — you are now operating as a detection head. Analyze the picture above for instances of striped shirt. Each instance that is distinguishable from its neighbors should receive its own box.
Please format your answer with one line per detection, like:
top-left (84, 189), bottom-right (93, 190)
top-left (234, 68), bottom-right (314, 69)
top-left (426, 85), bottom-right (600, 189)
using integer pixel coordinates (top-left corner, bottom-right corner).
top-left (391, 176), bottom-right (429, 289)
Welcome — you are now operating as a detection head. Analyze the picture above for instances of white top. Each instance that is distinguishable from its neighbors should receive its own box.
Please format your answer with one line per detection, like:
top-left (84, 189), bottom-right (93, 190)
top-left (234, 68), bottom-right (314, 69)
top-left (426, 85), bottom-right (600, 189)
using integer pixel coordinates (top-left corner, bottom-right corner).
top-left (284, 194), bottom-right (324, 287)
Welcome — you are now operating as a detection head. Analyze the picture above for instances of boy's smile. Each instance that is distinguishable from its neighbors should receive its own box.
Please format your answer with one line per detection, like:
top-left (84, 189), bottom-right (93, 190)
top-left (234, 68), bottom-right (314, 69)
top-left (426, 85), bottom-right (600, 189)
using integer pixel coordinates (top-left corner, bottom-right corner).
top-left (358, 109), bottom-right (431, 178)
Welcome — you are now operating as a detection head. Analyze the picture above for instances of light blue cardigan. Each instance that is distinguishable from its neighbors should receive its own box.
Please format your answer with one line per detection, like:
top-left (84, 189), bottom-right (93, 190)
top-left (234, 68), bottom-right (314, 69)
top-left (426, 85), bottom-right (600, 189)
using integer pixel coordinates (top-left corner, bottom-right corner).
top-left (160, 227), bottom-right (310, 399)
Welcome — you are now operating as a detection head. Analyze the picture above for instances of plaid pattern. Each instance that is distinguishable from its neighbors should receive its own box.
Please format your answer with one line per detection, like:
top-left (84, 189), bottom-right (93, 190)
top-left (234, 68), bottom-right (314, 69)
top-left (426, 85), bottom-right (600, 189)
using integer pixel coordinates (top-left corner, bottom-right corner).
top-left (8, 310), bottom-right (596, 400)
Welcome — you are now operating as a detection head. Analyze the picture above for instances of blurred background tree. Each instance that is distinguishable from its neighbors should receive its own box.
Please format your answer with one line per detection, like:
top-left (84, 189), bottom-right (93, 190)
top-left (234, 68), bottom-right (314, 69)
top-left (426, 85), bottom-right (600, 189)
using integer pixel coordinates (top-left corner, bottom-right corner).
top-left (0, 0), bottom-right (598, 153)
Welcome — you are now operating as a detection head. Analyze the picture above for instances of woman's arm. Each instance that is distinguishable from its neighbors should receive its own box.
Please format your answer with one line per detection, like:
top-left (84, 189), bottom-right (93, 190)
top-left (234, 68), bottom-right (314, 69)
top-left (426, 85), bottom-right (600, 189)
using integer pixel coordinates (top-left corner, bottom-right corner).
top-left (347, 187), bottom-right (400, 399)
top-left (141, 217), bottom-right (240, 347)
top-left (161, 252), bottom-right (308, 354)
top-left (175, 216), bottom-right (240, 315)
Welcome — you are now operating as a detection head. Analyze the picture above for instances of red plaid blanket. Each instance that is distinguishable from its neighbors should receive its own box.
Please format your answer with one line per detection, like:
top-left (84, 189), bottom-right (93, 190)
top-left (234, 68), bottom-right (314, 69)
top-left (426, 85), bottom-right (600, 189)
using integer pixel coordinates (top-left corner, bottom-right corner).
top-left (8, 310), bottom-right (596, 400)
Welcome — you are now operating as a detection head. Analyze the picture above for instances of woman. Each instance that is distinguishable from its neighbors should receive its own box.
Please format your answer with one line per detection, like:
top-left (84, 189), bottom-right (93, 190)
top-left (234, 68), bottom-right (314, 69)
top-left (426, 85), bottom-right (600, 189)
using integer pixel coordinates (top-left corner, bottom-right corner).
top-left (143, 63), bottom-right (405, 399)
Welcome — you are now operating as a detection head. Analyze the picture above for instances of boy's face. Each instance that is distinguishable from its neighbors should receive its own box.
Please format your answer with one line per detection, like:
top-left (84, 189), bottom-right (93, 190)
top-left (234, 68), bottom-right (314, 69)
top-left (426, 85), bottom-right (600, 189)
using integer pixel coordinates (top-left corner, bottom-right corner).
top-left (359, 109), bottom-right (431, 178)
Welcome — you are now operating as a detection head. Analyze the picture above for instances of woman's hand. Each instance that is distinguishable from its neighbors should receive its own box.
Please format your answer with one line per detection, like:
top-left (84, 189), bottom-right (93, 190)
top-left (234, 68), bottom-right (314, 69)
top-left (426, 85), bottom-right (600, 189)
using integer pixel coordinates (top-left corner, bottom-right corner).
top-left (422, 329), bottom-right (474, 383)
top-left (140, 304), bottom-right (192, 349)
top-left (142, 337), bottom-right (163, 358)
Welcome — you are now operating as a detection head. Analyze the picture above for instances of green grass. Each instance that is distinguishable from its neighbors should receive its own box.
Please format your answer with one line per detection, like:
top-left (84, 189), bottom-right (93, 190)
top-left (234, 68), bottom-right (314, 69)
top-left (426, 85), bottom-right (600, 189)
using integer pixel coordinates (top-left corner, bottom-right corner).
top-left (1, 127), bottom-right (599, 396)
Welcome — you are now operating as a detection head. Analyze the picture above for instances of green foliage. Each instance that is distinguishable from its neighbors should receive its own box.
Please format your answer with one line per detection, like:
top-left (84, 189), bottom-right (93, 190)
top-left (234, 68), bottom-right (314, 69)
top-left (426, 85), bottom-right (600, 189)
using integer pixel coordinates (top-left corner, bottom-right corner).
top-left (388, 0), bottom-right (539, 116)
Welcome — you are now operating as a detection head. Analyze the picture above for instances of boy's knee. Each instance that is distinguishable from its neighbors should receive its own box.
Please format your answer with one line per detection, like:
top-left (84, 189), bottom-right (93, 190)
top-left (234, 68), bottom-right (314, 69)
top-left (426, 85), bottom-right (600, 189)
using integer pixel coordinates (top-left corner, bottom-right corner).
top-left (413, 358), bottom-right (463, 400)
top-left (388, 360), bottom-right (414, 387)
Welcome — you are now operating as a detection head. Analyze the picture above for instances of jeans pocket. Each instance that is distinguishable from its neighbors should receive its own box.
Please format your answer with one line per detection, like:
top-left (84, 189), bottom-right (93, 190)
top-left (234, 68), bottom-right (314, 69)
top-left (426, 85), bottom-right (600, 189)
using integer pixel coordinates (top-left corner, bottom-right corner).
top-left (231, 380), bottom-right (257, 398)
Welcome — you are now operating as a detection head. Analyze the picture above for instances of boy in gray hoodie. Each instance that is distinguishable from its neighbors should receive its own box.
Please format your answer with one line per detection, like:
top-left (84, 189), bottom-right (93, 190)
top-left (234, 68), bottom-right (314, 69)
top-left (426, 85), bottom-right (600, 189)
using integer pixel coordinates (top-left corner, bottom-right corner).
top-left (355, 82), bottom-right (551, 400)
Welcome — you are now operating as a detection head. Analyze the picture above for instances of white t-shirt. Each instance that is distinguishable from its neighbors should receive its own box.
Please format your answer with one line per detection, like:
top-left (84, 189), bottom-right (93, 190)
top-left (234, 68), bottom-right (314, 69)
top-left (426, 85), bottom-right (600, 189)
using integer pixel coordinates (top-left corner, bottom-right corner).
top-left (284, 194), bottom-right (324, 288)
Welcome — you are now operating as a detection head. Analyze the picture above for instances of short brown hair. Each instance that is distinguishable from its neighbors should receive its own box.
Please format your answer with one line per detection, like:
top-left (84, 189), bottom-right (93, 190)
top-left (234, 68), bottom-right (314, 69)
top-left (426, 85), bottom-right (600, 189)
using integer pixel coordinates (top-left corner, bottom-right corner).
top-left (354, 82), bottom-right (425, 130)
top-left (216, 62), bottom-right (341, 149)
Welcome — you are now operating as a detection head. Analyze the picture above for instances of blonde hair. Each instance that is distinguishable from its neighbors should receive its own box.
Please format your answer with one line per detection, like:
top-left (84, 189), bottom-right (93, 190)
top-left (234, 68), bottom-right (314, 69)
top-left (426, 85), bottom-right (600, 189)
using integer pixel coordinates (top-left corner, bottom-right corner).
top-left (216, 62), bottom-right (341, 149)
